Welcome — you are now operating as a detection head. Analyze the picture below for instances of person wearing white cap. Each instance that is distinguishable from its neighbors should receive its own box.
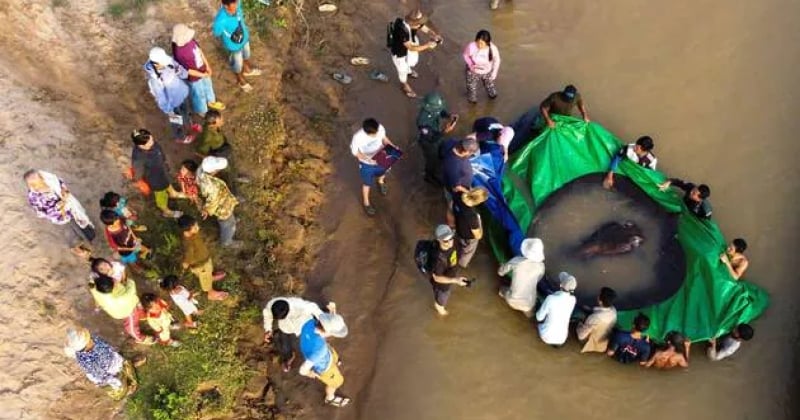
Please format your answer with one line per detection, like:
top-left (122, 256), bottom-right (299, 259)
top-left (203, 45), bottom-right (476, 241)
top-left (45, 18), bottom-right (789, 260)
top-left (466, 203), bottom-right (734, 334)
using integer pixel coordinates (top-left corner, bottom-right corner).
top-left (497, 238), bottom-right (545, 316)
top-left (298, 310), bottom-right (350, 407)
top-left (198, 156), bottom-right (241, 247)
top-left (429, 224), bottom-right (471, 316)
top-left (64, 327), bottom-right (140, 400)
top-left (171, 23), bottom-right (225, 117)
top-left (144, 46), bottom-right (195, 144)
top-left (535, 272), bottom-right (577, 346)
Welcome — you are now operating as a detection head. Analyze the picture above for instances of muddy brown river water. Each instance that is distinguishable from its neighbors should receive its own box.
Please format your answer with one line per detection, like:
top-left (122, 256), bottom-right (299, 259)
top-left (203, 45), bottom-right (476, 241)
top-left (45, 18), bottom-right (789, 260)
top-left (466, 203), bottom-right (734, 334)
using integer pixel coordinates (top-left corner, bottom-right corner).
top-left (312, 1), bottom-right (800, 419)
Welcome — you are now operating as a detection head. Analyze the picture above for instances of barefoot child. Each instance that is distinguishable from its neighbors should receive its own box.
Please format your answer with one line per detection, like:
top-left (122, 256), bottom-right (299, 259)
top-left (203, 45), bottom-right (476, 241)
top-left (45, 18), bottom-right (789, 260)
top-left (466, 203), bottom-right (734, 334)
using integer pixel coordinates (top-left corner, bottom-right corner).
top-left (100, 210), bottom-right (150, 266)
top-left (140, 293), bottom-right (181, 347)
top-left (160, 275), bottom-right (202, 328)
top-left (178, 215), bottom-right (228, 300)
top-left (100, 191), bottom-right (147, 232)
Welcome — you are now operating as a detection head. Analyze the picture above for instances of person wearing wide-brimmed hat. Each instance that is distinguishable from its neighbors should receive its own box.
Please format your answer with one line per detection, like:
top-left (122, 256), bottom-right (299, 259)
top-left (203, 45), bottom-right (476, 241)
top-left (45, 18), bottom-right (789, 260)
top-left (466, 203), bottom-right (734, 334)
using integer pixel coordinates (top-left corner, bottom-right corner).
top-left (454, 187), bottom-right (488, 268)
top-left (535, 271), bottom-right (577, 347)
top-left (388, 9), bottom-right (443, 98)
top-left (171, 23), bottom-right (225, 118)
top-left (64, 327), bottom-right (142, 400)
top-left (497, 237), bottom-right (545, 316)
top-left (298, 309), bottom-right (351, 407)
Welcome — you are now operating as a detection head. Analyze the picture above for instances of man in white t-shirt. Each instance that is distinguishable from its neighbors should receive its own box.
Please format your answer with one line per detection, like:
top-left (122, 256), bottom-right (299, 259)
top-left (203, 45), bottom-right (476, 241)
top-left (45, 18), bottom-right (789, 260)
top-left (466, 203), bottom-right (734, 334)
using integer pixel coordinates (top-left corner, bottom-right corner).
top-left (350, 118), bottom-right (399, 216)
top-left (535, 272), bottom-right (577, 347)
top-left (263, 297), bottom-right (324, 371)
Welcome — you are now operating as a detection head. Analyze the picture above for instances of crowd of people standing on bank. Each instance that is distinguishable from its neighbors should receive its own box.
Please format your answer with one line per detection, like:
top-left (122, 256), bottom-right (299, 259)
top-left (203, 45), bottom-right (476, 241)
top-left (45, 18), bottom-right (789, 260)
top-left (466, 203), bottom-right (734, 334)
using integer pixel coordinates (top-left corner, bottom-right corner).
top-left (21, 1), bottom-right (758, 410)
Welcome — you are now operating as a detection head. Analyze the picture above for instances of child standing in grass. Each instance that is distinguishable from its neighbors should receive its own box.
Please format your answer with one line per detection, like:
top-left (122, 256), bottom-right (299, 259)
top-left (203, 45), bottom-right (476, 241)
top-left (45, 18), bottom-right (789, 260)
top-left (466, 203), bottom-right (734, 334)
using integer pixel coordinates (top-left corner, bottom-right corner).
top-left (140, 293), bottom-right (181, 347)
top-left (100, 210), bottom-right (150, 266)
top-left (100, 191), bottom-right (147, 232)
top-left (160, 275), bottom-right (202, 328)
top-left (178, 214), bottom-right (228, 301)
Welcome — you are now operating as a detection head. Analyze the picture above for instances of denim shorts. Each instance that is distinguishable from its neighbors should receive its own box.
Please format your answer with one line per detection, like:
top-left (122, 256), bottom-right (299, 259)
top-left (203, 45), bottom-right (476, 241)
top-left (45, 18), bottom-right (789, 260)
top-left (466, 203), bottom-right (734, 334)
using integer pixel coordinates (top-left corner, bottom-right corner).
top-left (228, 42), bottom-right (252, 74)
top-left (190, 78), bottom-right (217, 115)
top-left (358, 162), bottom-right (386, 186)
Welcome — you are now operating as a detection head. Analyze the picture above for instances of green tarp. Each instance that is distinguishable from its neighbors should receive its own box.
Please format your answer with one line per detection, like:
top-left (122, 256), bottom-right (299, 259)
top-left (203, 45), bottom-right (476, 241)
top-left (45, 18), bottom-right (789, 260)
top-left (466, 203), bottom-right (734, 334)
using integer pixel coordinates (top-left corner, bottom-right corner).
top-left (493, 114), bottom-right (770, 341)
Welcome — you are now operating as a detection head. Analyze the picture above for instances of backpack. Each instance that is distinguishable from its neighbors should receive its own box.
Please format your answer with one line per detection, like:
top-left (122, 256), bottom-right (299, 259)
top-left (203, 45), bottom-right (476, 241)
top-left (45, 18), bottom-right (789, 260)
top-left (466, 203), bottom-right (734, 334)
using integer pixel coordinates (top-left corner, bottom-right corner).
top-left (386, 18), bottom-right (404, 49)
top-left (414, 240), bottom-right (437, 274)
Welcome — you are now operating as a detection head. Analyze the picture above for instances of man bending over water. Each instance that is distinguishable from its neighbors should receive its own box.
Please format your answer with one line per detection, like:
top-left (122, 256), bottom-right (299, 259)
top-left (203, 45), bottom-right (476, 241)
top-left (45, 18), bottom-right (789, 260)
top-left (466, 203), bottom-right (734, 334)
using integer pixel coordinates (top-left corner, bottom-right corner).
top-left (658, 177), bottom-right (712, 219)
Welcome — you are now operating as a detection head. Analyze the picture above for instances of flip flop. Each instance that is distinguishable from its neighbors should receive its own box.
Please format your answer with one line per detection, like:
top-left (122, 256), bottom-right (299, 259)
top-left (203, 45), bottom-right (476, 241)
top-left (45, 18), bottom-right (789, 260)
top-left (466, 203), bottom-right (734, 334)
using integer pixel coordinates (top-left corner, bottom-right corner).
top-left (332, 72), bottom-right (352, 84)
top-left (318, 4), bottom-right (337, 13)
top-left (325, 395), bottom-right (351, 407)
top-left (402, 88), bottom-right (417, 98)
top-left (369, 70), bottom-right (389, 82)
top-left (350, 57), bottom-right (370, 66)
top-left (378, 182), bottom-right (388, 196)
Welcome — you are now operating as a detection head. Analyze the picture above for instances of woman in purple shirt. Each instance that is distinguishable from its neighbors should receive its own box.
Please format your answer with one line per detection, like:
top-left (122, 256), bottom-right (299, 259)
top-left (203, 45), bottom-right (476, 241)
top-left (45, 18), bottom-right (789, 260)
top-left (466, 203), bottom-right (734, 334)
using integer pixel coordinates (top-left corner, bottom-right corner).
top-left (24, 169), bottom-right (95, 250)
top-left (172, 24), bottom-right (225, 118)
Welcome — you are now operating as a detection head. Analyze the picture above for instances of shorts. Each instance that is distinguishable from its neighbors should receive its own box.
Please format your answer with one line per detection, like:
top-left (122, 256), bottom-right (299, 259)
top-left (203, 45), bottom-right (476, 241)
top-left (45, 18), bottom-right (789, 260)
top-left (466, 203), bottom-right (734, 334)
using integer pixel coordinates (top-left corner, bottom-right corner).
top-left (391, 52), bottom-right (419, 84)
top-left (189, 78), bottom-right (217, 116)
top-left (429, 279), bottom-right (452, 306)
top-left (229, 42), bottom-right (252, 74)
top-left (358, 162), bottom-right (386, 186)
top-left (318, 348), bottom-right (344, 389)
top-left (119, 249), bottom-right (140, 265)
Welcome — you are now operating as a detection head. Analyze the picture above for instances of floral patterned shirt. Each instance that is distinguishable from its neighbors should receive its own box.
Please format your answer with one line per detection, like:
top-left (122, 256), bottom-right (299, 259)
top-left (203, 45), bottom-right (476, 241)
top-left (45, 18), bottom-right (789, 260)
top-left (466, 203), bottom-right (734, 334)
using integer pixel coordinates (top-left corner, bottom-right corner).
top-left (27, 183), bottom-right (71, 225)
top-left (75, 335), bottom-right (124, 387)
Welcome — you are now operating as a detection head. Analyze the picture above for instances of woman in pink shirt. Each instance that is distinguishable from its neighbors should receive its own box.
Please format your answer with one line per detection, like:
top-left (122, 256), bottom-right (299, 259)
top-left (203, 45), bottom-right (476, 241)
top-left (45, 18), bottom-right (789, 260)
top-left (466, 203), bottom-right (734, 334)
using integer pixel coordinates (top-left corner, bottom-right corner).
top-left (463, 30), bottom-right (501, 104)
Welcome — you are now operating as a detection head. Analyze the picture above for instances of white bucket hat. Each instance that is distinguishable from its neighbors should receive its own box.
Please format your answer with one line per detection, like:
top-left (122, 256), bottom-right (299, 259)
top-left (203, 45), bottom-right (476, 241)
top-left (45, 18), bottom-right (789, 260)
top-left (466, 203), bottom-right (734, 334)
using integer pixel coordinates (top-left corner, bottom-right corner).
top-left (558, 271), bottom-right (577, 292)
top-left (63, 327), bottom-right (90, 358)
top-left (148, 47), bottom-right (172, 66)
top-left (520, 238), bottom-right (544, 262)
top-left (318, 313), bottom-right (348, 338)
top-left (201, 156), bottom-right (228, 173)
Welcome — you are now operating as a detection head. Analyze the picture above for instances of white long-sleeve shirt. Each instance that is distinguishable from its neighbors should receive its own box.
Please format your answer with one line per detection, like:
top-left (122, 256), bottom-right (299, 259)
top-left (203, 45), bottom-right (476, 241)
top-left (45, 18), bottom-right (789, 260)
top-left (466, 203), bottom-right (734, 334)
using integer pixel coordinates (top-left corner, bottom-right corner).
top-left (707, 336), bottom-right (741, 361)
top-left (497, 257), bottom-right (544, 313)
top-left (535, 291), bottom-right (576, 345)
top-left (262, 297), bottom-right (323, 336)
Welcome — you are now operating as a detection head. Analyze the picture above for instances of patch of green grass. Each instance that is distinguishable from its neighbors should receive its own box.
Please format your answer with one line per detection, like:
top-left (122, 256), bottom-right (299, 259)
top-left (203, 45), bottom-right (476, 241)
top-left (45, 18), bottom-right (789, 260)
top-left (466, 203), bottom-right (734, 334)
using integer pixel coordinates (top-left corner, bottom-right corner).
top-left (106, 0), bottom-right (158, 18)
top-left (126, 299), bottom-right (253, 419)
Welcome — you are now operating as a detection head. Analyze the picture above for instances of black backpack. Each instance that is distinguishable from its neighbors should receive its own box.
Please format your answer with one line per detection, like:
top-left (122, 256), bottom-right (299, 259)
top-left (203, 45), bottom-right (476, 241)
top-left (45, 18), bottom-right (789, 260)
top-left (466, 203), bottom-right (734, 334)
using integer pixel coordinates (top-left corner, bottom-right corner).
top-left (414, 240), bottom-right (437, 274)
top-left (386, 18), bottom-right (403, 49)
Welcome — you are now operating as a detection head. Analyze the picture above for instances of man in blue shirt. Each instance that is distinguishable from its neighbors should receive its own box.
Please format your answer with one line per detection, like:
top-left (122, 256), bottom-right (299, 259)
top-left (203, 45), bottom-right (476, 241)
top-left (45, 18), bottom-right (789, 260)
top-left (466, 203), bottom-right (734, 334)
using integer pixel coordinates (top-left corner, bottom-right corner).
top-left (607, 313), bottom-right (652, 365)
top-left (441, 135), bottom-right (478, 226)
top-left (212, 0), bottom-right (262, 92)
top-left (299, 313), bottom-right (350, 407)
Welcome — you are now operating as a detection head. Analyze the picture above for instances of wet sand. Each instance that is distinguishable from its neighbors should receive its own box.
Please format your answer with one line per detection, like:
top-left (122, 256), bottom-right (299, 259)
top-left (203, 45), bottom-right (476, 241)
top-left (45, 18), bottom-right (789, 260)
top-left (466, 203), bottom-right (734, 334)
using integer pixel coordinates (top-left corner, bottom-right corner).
top-left (314, 1), bottom-right (800, 419)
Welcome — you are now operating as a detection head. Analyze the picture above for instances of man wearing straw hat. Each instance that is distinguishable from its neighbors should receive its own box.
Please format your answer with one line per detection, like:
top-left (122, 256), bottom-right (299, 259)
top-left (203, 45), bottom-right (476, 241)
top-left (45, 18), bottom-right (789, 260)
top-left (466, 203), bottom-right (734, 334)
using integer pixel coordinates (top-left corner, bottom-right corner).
top-left (298, 310), bottom-right (350, 407)
top-left (171, 23), bottom-right (226, 118)
top-left (64, 327), bottom-right (141, 400)
top-left (388, 9), bottom-right (443, 98)
top-left (454, 187), bottom-right (488, 268)
top-left (497, 237), bottom-right (546, 316)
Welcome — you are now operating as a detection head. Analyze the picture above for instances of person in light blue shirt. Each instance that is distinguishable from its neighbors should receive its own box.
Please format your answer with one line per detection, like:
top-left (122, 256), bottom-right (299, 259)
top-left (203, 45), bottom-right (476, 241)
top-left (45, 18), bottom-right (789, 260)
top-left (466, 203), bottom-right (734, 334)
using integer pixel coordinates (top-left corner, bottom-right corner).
top-left (298, 312), bottom-right (350, 407)
top-left (212, 0), bottom-right (262, 92)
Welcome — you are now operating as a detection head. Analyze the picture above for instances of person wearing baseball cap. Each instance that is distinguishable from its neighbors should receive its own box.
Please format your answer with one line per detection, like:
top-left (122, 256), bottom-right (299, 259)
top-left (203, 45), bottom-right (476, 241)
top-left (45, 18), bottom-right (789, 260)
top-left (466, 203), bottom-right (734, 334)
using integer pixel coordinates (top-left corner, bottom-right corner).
top-left (198, 156), bottom-right (241, 248)
top-left (144, 47), bottom-right (195, 144)
top-left (535, 271), bottom-right (578, 347)
top-left (429, 224), bottom-right (471, 316)
top-left (539, 84), bottom-right (590, 129)
top-left (171, 23), bottom-right (225, 117)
